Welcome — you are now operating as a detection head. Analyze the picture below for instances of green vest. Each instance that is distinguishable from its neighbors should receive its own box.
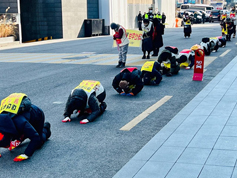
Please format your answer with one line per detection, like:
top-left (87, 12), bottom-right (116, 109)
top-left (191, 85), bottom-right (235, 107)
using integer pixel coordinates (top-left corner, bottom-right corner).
top-left (153, 14), bottom-right (159, 19)
top-left (158, 15), bottom-right (162, 19)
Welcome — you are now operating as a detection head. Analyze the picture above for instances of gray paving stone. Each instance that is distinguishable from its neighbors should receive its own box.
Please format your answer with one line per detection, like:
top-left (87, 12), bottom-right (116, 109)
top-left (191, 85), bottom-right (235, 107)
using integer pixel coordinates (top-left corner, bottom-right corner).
top-left (177, 147), bottom-right (211, 164)
top-left (206, 149), bottom-right (237, 167)
top-left (165, 163), bottom-right (203, 178)
top-left (133, 161), bottom-right (173, 178)
top-left (197, 124), bottom-right (224, 136)
top-left (211, 101), bottom-right (236, 116)
top-left (204, 115), bottom-right (229, 126)
top-left (188, 133), bottom-right (219, 149)
top-left (215, 136), bottom-right (237, 150)
top-left (173, 122), bottom-right (201, 135)
top-left (150, 146), bottom-right (185, 163)
top-left (181, 115), bottom-right (208, 126)
top-left (163, 133), bottom-right (194, 147)
top-left (226, 116), bottom-right (237, 126)
top-left (221, 126), bottom-right (237, 137)
top-left (112, 160), bottom-right (146, 178)
top-left (231, 167), bottom-right (237, 178)
top-left (199, 165), bottom-right (233, 178)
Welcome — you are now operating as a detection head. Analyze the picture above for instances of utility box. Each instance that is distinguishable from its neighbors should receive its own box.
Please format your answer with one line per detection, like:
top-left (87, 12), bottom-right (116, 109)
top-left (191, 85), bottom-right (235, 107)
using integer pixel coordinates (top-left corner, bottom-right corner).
top-left (84, 19), bottom-right (104, 37)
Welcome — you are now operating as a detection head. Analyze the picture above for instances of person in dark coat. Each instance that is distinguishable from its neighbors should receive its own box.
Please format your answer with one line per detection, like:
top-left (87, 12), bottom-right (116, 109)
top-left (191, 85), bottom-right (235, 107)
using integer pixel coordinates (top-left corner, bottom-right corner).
top-left (112, 67), bottom-right (144, 96)
top-left (226, 17), bottom-right (234, 41)
top-left (141, 61), bottom-right (162, 85)
top-left (0, 96), bottom-right (51, 162)
top-left (138, 11), bottom-right (143, 31)
top-left (152, 17), bottom-right (163, 56)
top-left (62, 80), bottom-right (107, 124)
top-left (142, 19), bottom-right (154, 59)
top-left (202, 12), bottom-right (205, 24)
top-left (162, 12), bottom-right (166, 24)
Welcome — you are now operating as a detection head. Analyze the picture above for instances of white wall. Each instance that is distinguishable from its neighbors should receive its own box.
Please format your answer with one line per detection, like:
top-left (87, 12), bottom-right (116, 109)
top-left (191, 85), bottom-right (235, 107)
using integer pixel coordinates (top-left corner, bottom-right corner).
top-left (155, 0), bottom-right (176, 28)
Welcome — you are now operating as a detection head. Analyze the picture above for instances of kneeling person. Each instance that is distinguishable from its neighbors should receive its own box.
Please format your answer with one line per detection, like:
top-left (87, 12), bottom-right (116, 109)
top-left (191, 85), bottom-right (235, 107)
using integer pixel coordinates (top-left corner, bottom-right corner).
top-left (141, 61), bottom-right (162, 85)
top-left (158, 46), bottom-right (180, 76)
top-left (63, 80), bottom-right (107, 124)
top-left (112, 67), bottom-right (144, 96)
top-left (0, 93), bottom-right (51, 162)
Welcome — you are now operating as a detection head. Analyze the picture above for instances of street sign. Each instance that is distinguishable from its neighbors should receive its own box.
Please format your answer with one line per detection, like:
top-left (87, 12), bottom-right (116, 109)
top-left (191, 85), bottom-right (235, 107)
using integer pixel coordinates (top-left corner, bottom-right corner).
top-left (193, 49), bottom-right (204, 81)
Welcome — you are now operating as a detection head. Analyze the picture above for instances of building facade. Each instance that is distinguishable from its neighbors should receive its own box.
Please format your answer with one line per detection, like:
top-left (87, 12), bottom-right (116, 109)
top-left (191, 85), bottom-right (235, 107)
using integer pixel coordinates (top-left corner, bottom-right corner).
top-left (0, 0), bottom-right (175, 42)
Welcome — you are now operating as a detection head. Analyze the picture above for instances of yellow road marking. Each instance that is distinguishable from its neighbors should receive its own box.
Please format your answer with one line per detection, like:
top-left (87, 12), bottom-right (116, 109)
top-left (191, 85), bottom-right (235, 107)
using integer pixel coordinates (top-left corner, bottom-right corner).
top-left (220, 49), bottom-right (231, 57)
top-left (120, 96), bottom-right (173, 131)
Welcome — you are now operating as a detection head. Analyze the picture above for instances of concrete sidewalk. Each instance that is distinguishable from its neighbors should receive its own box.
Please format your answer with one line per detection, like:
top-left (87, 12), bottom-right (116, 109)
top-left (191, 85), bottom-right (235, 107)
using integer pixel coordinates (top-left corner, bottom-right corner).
top-left (113, 56), bottom-right (237, 178)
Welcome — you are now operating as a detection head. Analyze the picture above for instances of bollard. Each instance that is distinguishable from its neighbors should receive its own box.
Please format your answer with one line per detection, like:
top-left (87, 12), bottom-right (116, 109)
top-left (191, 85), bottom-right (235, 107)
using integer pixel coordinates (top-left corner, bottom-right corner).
top-left (175, 18), bottom-right (179, 28)
top-left (193, 49), bottom-right (204, 81)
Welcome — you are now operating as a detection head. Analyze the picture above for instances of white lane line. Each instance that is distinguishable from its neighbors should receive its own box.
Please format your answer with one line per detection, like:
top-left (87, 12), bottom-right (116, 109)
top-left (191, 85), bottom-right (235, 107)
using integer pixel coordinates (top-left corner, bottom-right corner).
top-left (220, 49), bottom-right (231, 57)
top-left (120, 96), bottom-right (172, 131)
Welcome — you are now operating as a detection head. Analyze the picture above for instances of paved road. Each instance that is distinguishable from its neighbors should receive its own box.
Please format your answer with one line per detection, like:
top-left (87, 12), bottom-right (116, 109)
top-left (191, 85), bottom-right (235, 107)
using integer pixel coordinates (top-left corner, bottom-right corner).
top-left (0, 23), bottom-right (237, 178)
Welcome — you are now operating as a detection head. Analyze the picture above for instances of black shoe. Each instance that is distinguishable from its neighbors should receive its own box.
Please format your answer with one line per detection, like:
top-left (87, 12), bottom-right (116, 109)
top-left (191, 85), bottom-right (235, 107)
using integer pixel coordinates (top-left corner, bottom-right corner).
top-left (152, 54), bottom-right (158, 57)
top-left (142, 55), bottom-right (146, 59)
top-left (119, 62), bottom-right (125, 68)
top-left (166, 73), bottom-right (172, 77)
top-left (100, 102), bottom-right (107, 115)
top-left (147, 55), bottom-right (150, 59)
top-left (44, 122), bottom-right (51, 139)
top-left (116, 61), bottom-right (122, 68)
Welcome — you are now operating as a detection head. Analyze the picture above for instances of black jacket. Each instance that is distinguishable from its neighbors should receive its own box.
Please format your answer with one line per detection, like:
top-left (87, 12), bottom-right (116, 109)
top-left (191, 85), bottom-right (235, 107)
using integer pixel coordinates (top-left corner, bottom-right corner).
top-left (64, 88), bottom-right (104, 122)
top-left (0, 104), bottom-right (45, 157)
top-left (112, 68), bottom-right (144, 95)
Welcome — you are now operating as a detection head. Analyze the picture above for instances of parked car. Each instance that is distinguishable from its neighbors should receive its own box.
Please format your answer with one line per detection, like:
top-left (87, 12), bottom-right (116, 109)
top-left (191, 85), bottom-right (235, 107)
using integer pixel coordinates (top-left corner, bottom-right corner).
top-left (185, 9), bottom-right (202, 23)
top-left (209, 10), bottom-right (223, 22)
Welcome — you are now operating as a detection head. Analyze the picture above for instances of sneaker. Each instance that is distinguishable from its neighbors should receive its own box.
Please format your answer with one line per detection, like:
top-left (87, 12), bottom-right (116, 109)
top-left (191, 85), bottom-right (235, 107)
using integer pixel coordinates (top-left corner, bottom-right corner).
top-left (80, 119), bottom-right (89, 124)
top-left (147, 55), bottom-right (150, 59)
top-left (8, 140), bottom-right (21, 151)
top-left (185, 66), bottom-right (191, 70)
top-left (142, 55), bottom-right (146, 59)
top-left (62, 117), bottom-right (71, 123)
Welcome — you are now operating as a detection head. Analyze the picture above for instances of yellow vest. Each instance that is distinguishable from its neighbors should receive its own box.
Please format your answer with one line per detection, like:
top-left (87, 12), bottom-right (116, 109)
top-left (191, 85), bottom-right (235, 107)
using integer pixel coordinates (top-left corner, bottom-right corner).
top-left (144, 14), bottom-right (149, 19)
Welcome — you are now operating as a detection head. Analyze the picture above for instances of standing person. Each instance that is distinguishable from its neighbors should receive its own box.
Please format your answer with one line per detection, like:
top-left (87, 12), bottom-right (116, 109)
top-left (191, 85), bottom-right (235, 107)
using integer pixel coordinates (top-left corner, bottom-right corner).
top-left (0, 94), bottom-right (51, 162)
top-left (143, 12), bottom-right (147, 20)
top-left (142, 19), bottom-right (154, 59)
top-left (202, 12), bottom-right (205, 24)
top-left (62, 80), bottom-right (107, 124)
top-left (162, 12), bottom-right (166, 24)
top-left (147, 8), bottom-right (154, 21)
top-left (226, 17), bottom-right (234, 41)
top-left (111, 23), bottom-right (129, 68)
top-left (230, 7), bottom-right (236, 38)
top-left (138, 11), bottom-right (143, 31)
top-left (183, 14), bottom-right (192, 38)
top-left (152, 16), bottom-right (163, 56)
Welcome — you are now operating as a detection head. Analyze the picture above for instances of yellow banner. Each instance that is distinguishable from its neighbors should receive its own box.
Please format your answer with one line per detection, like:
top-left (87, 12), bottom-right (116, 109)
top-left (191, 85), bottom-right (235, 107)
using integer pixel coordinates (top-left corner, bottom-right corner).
top-left (141, 61), bottom-right (155, 72)
top-left (0, 93), bottom-right (27, 114)
top-left (113, 29), bottom-right (143, 48)
top-left (75, 80), bottom-right (100, 93)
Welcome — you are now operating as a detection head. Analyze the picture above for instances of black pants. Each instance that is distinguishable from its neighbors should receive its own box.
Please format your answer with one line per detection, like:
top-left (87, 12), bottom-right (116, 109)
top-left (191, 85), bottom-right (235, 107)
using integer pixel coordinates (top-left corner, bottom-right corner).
top-left (234, 25), bottom-right (236, 35)
top-left (138, 22), bottom-right (142, 31)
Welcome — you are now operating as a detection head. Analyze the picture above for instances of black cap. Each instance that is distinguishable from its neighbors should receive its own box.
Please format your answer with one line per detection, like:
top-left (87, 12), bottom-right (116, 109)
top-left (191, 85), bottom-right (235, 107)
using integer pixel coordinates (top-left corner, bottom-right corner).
top-left (110, 23), bottom-right (119, 30)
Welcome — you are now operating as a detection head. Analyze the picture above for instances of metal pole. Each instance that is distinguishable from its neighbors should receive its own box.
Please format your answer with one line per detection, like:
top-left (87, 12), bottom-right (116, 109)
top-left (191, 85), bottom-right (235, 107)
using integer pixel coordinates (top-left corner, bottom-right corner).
top-left (17, 0), bottom-right (22, 43)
